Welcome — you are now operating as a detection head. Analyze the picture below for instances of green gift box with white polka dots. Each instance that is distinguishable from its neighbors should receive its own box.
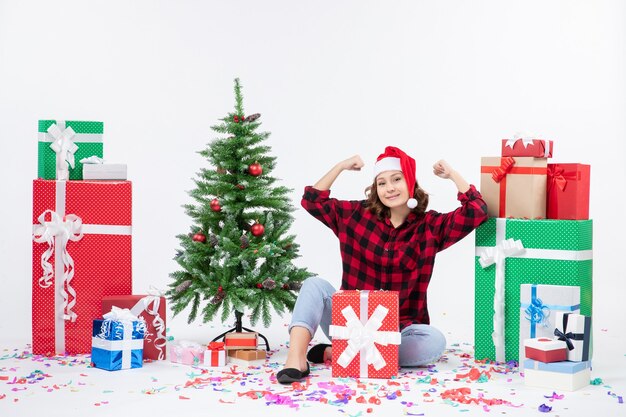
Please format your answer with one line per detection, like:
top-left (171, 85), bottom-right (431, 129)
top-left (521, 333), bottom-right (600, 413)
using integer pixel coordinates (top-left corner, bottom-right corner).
top-left (474, 218), bottom-right (592, 363)
top-left (37, 120), bottom-right (104, 180)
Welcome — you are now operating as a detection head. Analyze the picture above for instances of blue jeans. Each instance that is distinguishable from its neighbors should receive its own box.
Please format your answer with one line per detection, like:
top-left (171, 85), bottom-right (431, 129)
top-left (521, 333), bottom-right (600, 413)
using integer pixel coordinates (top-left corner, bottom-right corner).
top-left (289, 277), bottom-right (447, 367)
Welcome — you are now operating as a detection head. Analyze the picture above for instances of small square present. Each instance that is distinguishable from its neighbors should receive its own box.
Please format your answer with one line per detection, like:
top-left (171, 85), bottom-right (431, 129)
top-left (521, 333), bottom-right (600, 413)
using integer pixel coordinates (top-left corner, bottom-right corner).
top-left (227, 349), bottom-right (267, 364)
top-left (523, 359), bottom-right (591, 391)
top-left (102, 295), bottom-right (167, 360)
top-left (329, 290), bottom-right (401, 379)
top-left (524, 338), bottom-right (568, 363)
top-left (547, 163), bottom-right (591, 220)
top-left (169, 340), bottom-right (204, 366)
top-left (204, 342), bottom-right (227, 367)
top-left (480, 156), bottom-right (547, 218)
top-left (554, 312), bottom-right (591, 362)
top-left (91, 308), bottom-right (145, 371)
top-left (501, 137), bottom-right (553, 158)
top-left (224, 332), bottom-right (258, 350)
top-left (37, 120), bottom-right (104, 180)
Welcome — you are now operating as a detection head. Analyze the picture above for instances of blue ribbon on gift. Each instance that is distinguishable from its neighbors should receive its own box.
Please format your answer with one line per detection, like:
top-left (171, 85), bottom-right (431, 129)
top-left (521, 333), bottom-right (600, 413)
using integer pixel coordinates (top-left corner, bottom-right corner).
top-left (520, 285), bottom-right (580, 338)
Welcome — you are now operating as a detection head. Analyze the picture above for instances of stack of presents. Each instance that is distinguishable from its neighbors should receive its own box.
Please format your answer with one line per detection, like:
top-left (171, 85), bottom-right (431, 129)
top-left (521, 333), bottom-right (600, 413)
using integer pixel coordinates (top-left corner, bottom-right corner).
top-left (475, 136), bottom-right (592, 391)
top-left (31, 119), bottom-right (265, 371)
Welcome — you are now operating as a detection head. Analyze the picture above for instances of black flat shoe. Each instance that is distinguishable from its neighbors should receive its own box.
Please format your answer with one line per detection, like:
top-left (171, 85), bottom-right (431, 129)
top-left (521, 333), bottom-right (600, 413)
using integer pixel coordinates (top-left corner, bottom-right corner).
top-left (306, 343), bottom-right (331, 364)
top-left (276, 362), bottom-right (310, 384)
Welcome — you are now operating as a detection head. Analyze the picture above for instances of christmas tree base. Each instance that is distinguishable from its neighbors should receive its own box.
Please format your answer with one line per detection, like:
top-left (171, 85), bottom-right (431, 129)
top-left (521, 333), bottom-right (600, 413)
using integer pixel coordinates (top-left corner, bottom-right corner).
top-left (212, 310), bottom-right (270, 350)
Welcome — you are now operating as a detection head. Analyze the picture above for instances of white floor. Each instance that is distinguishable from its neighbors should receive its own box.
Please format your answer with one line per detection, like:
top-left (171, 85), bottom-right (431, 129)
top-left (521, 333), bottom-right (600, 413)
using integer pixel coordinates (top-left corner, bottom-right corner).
top-left (1, 318), bottom-right (624, 417)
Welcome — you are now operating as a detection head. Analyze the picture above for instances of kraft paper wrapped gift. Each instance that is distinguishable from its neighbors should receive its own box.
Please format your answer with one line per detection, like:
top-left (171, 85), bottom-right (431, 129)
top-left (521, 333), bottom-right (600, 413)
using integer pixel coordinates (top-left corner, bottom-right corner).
top-left (523, 359), bottom-right (591, 391)
top-left (204, 342), bottom-right (227, 367)
top-left (169, 340), bottom-right (204, 366)
top-left (224, 332), bottom-right (258, 350)
top-left (37, 120), bottom-right (104, 180)
top-left (474, 218), bottom-right (592, 363)
top-left (501, 137), bottom-right (553, 158)
top-left (524, 337), bottom-right (568, 363)
top-left (32, 179), bottom-right (132, 355)
top-left (102, 295), bottom-right (167, 360)
top-left (519, 284), bottom-right (581, 367)
top-left (227, 349), bottom-right (267, 363)
top-left (329, 290), bottom-right (401, 379)
top-left (554, 312), bottom-right (591, 362)
top-left (83, 163), bottom-right (127, 180)
top-left (480, 156), bottom-right (547, 219)
top-left (547, 164), bottom-right (591, 220)
top-left (91, 308), bottom-right (145, 371)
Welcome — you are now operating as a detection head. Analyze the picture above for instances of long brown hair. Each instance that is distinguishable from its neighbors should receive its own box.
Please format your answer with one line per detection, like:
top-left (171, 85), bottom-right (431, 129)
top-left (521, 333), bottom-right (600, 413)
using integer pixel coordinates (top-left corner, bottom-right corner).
top-left (364, 180), bottom-right (429, 219)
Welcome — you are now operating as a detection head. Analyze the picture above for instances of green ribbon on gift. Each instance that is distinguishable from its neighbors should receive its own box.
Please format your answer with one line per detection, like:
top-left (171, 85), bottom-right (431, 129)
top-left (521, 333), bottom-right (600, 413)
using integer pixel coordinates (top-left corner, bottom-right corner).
top-left (37, 120), bottom-right (104, 180)
top-left (474, 218), bottom-right (592, 363)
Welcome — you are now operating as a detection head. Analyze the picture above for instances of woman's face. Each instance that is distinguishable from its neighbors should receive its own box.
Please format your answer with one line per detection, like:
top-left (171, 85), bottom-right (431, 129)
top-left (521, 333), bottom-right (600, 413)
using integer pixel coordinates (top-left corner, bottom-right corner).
top-left (375, 170), bottom-right (409, 209)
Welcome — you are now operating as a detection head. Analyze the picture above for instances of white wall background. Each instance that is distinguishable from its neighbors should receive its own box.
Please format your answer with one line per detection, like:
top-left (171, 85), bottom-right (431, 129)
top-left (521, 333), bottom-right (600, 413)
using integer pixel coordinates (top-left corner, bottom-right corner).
top-left (1, 0), bottom-right (624, 345)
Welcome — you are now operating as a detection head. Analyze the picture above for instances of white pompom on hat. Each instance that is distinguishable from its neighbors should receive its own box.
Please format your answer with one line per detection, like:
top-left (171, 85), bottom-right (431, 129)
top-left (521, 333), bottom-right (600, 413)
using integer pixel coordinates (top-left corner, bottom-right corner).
top-left (374, 146), bottom-right (418, 208)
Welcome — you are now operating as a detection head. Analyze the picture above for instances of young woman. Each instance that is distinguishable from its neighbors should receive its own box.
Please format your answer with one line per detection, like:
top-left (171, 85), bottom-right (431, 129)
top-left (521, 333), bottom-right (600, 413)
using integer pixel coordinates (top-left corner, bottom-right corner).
top-left (276, 146), bottom-right (488, 384)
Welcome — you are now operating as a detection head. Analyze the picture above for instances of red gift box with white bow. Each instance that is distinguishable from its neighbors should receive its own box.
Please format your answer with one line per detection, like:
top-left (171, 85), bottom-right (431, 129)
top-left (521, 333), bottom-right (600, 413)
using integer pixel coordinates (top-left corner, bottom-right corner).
top-left (32, 179), bottom-right (132, 355)
top-left (329, 290), bottom-right (401, 379)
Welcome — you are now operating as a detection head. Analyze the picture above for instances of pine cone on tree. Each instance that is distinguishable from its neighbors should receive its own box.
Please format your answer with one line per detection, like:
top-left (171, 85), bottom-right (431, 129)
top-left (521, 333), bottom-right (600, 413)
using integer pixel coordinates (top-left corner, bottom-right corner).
top-left (209, 234), bottom-right (219, 247)
top-left (240, 234), bottom-right (250, 249)
top-left (244, 113), bottom-right (261, 122)
top-left (262, 278), bottom-right (276, 290)
top-left (287, 282), bottom-right (302, 291)
top-left (210, 290), bottom-right (226, 305)
top-left (175, 280), bottom-right (192, 293)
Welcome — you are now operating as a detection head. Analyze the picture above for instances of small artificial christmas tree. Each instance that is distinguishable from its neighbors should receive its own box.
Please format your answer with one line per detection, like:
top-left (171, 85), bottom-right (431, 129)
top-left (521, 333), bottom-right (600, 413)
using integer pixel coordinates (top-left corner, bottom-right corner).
top-left (168, 78), bottom-right (313, 330)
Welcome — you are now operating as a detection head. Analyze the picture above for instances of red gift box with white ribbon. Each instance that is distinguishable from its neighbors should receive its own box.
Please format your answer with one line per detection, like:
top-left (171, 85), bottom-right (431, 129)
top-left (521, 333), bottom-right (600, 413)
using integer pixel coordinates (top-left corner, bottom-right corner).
top-left (32, 179), bottom-right (132, 355)
top-left (329, 290), bottom-right (401, 379)
top-left (102, 294), bottom-right (167, 360)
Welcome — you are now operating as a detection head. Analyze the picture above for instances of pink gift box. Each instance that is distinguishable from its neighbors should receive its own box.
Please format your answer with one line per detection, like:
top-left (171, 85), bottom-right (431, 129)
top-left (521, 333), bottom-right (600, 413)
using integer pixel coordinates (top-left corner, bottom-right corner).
top-left (169, 341), bottom-right (204, 366)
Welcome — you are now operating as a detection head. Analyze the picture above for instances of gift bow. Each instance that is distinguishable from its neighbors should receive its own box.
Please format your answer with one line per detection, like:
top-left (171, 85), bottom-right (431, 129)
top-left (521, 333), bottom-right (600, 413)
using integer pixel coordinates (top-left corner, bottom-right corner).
top-left (104, 306), bottom-right (138, 321)
top-left (330, 304), bottom-right (401, 371)
top-left (524, 295), bottom-right (550, 330)
top-left (491, 157), bottom-right (515, 183)
top-left (553, 328), bottom-right (576, 351)
top-left (504, 133), bottom-right (536, 149)
top-left (208, 341), bottom-right (225, 351)
top-left (32, 209), bottom-right (84, 322)
top-left (477, 238), bottom-right (525, 363)
top-left (48, 123), bottom-right (78, 176)
top-left (547, 166), bottom-right (569, 191)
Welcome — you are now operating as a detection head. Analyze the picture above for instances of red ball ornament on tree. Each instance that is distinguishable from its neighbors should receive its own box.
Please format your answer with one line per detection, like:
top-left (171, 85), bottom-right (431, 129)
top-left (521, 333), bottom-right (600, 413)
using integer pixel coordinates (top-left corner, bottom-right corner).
top-left (256, 283), bottom-right (263, 289)
top-left (210, 198), bottom-right (221, 212)
top-left (218, 286), bottom-right (223, 292)
top-left (250, 222), bottom-right (265, 237)
top-left (192, 232), bottom-right (206, 243)
top-left (248, 161), bottom-right (263, 177)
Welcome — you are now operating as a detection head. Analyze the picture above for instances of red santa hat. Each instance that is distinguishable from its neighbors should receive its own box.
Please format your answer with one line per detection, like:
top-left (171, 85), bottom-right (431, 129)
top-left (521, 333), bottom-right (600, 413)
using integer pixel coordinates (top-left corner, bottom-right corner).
top-left (374, 146), bottom-right (418, 209)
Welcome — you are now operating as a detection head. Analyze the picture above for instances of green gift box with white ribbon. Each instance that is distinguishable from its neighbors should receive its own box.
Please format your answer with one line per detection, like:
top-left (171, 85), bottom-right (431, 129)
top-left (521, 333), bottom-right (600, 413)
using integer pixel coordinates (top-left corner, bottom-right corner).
top-left (38, 120), bottom-right (104, 180)
top-left (474, 218), bottom-right (592, 363)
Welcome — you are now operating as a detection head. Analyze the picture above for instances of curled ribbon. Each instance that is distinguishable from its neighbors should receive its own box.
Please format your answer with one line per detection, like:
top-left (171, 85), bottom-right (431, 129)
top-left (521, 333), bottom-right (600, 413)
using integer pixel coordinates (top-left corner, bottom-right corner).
top-left (32, 210), bottom-right (83, 322)
top-left (524, 297), bottom-right (550, 330)
top-left (329, 304), bottom-right (401, 372)
top-left (47, 123), bottom-right (78, 179)
top-left (130, 294), bottom-right (167, 360)
top-left (477, 238), bottom-right (525, 363)
top-left (491, 157), bottom-right (515, 183)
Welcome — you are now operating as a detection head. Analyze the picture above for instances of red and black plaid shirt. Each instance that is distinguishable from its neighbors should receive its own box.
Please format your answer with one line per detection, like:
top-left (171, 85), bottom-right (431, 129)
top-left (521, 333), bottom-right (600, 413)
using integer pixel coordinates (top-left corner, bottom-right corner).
top-left (301, 184), bottom-right (488, 329)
